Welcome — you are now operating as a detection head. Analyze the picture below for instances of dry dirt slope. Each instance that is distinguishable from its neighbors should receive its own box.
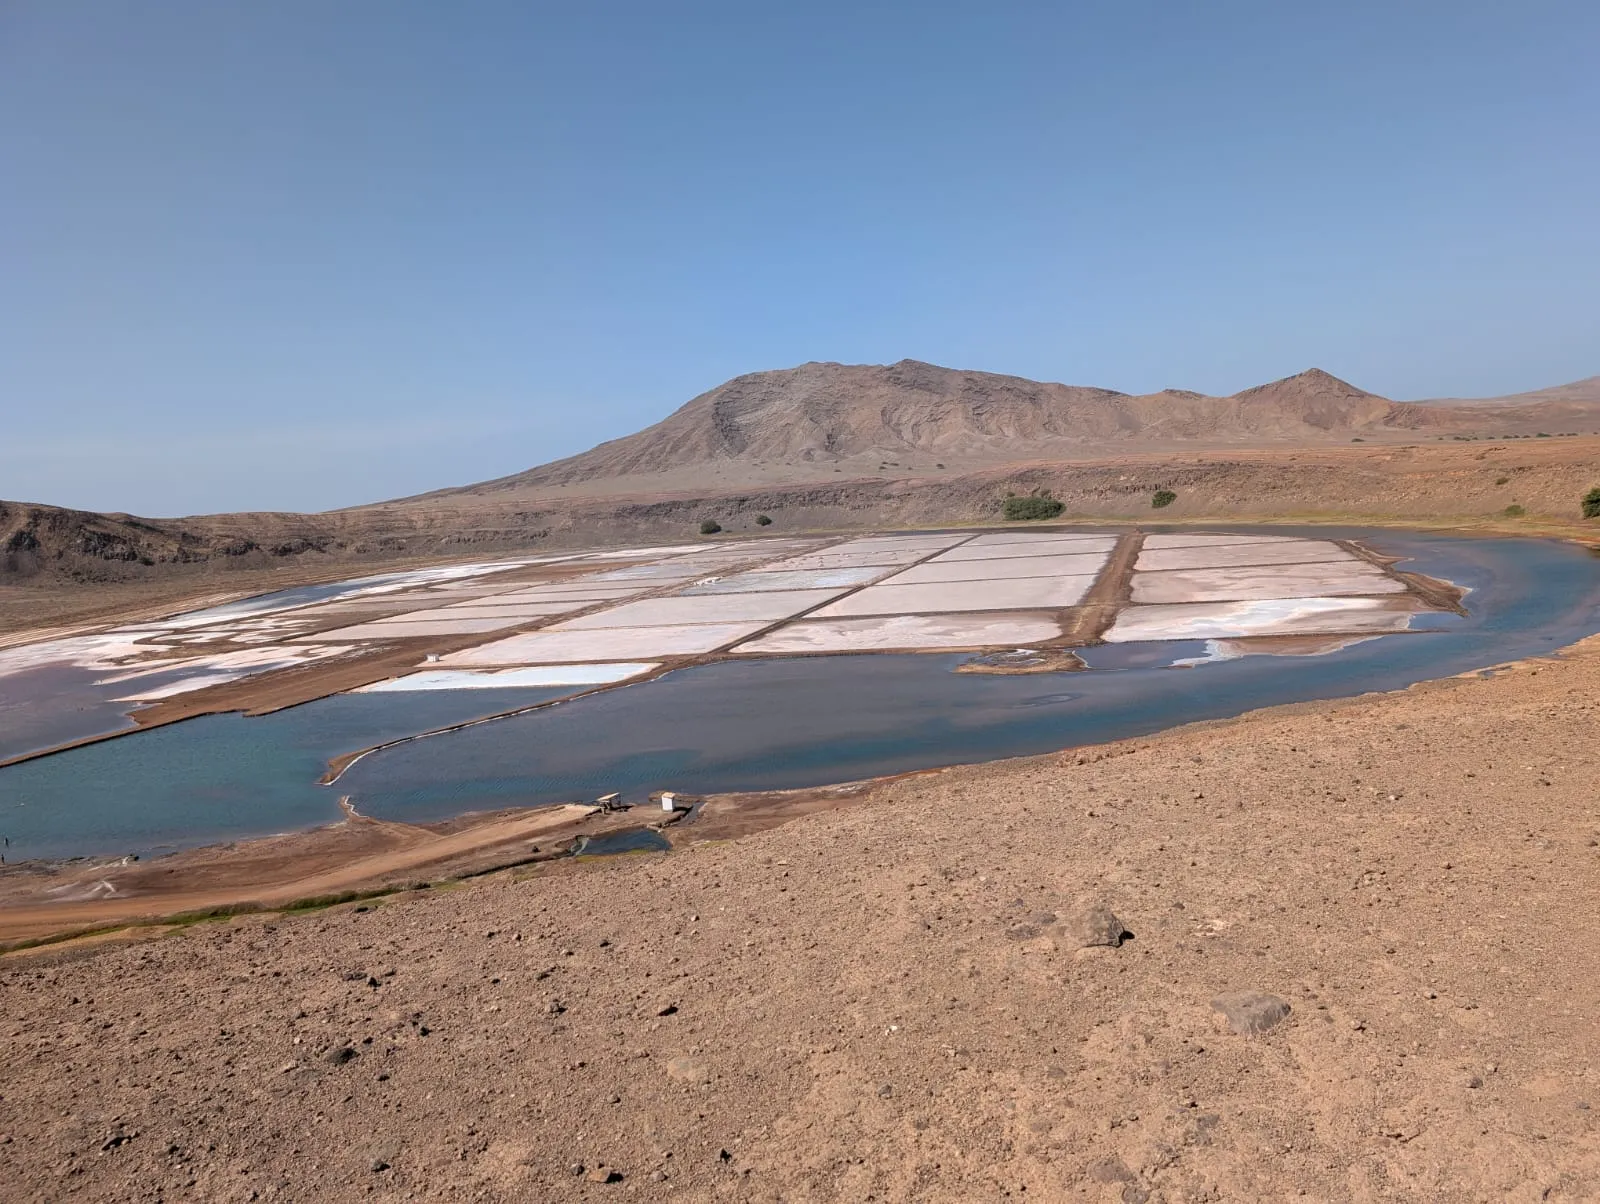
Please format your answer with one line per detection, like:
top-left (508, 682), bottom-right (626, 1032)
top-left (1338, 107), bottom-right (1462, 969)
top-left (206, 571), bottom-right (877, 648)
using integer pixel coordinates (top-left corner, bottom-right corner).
top-left (3, 640), bottom-right (1599, 1201)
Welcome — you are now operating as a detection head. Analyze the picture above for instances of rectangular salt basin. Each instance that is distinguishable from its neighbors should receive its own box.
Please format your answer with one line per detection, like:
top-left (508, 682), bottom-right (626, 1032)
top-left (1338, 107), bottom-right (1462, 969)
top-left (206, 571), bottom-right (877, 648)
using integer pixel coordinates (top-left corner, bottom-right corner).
top-left (1141, 533), bottom-right (1305, 550)
top-left (679, 566), bottom-right (890, 594)
top-left (573, 543), bottom-right (710, 560)
top-left (295, 616), bottom-right (531, 640)
top-left (550, 589), bottom-right (844, 630)
top-left (483, 583), bottom-right (647, 601)
top-left (356, 663), bottom-right (659, 691)
top-left (1135, 539), bottom-right (1355, 572)
top-left (438, 622), bottom-right (769, 664)
top-left (1130, 562), bottom-right (1404, 604)
top-left (880, 550), bottom-right (1110, 586)
top-left (733, 612), bottom-right (1063, 653)
top-left (932, 537), bottom-right (1118, 563)
top-left (588, 564), bottom-right (712, 582)
top-left (762, 548), bottom-right (932, 571)
top-left (384, 603), bottom-right (585, 621)
top-left (812, 575), bottom-right (1097, 617)
top-left (825, 535), bottom-right (968, 551)
top-left (965, 531), bottom-right (1118, 546)
top-left (1103, 597), bottom-right (1417, 642)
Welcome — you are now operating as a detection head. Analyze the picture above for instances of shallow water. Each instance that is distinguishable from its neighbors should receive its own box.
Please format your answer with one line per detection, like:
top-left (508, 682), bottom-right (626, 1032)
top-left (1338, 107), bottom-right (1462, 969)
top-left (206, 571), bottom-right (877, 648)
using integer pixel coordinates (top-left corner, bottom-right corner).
top-left (0, 689), bottom-right (572, 860)
top-left (4, 530), bottom-right (1598, 862)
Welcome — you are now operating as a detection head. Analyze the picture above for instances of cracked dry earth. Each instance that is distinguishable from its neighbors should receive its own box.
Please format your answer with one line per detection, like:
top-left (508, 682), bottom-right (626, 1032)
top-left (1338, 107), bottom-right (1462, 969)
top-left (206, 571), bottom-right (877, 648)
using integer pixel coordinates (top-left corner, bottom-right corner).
top-left (3, 640), bottom-right (1600, 1202)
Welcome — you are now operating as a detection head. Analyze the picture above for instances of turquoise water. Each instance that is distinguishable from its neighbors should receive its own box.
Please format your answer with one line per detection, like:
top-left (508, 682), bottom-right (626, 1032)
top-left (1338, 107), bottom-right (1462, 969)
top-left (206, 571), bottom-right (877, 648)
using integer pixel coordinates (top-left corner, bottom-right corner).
top-left (0, 689), bottom-right (572, 860)
top-left (3, 530), bottom-right (1598, 862)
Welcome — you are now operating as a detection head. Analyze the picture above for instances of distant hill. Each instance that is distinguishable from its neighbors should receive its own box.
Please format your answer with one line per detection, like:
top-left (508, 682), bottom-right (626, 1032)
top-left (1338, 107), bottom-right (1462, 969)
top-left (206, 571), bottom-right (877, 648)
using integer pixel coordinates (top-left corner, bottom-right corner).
top-left (469, 361), bottom-right (1600, 492)
top-left (1415, 374), bottom-right (1600, 410)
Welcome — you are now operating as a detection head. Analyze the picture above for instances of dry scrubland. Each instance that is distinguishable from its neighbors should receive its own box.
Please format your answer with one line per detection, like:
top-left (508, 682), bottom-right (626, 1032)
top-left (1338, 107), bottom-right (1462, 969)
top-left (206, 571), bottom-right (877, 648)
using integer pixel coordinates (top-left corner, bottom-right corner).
top-left (4, 638), bottom-right (1599, 1201)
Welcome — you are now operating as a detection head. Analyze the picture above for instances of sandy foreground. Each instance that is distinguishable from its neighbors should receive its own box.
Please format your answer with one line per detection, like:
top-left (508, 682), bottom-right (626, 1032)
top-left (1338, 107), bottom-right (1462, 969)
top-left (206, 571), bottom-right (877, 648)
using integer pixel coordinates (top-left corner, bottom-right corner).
top-left (3, 637), bottom-right (1600, 1201)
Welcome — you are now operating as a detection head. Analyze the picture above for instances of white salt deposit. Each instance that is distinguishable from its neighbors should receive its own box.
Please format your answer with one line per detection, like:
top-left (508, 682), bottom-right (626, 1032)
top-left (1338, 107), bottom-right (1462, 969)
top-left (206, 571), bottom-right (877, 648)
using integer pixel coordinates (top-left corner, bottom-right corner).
top-left (439, 623), bottom-right (770, 664)
top-left (812, 576), bottom-right (1098, 617)
top-left (1103, 597), bottom-right (1416, 642)
top-left (733, 612), bottom-right (1063, 653)
top-left (356, 663), bottom-right (660, 691)
top-left (1130, 562), bottom-right (1403, 604)
top-left (1135, 539), bottom-right (1355, 572)
top-left (551, 589), bottom-right (843, 630)
top-left (880, 551), bottom-right (1110, 586)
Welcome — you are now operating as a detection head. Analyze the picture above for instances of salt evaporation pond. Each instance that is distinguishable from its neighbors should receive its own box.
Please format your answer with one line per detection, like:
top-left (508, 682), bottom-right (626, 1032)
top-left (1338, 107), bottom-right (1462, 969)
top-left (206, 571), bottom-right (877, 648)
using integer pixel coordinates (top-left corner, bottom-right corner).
top-left (3, 530), bottom-right (1598, 862)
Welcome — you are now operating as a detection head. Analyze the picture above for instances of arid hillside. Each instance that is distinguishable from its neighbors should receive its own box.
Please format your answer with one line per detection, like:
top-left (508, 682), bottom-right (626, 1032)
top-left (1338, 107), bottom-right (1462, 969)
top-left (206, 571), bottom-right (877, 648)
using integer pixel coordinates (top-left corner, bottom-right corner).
top-left (459, 361), bottom-right (1600, 494)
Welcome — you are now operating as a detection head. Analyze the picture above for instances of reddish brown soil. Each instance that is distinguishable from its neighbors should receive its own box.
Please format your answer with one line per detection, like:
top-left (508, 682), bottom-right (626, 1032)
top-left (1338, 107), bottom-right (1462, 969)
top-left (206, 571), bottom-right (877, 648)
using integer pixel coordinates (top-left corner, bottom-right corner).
top-left (3, 638), bottom-right (1599, 1200)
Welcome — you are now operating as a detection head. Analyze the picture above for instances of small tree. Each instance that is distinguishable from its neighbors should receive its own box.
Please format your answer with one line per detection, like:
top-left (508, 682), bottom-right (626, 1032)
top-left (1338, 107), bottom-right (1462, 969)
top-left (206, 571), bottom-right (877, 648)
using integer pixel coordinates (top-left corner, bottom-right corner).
top-left (1002, 494), bottom-right (1064, 521)
top-left (699, 518), bottom-right (722, 535)
top-left (754, 514), bottom-right (772, 526)
top-left (1582, 487), bottom-right (1600, 519)
top-left (1503, 504), bottom-right (1525, 518)
top-left (1151, 489), bottom-right (1177, 509)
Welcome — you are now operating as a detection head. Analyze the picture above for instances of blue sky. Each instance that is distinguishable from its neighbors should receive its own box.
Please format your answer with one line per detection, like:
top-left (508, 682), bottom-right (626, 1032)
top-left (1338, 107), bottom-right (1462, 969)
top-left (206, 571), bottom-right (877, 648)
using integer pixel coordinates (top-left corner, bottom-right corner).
top-left (3, 2), bottom-right (1596, 516)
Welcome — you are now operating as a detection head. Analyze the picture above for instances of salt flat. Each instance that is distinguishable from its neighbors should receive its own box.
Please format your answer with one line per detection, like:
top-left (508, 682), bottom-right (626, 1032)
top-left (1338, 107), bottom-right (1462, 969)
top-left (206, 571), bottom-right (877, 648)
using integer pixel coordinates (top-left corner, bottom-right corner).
top-left (733, 612), bottom-right (1063, 653)
top-left (761, 548), bottom-right (933, 571)
top-left (1141, 532), bottom-right (1305, 550)
top-left (1104, 596), bottom-right (1417, 642)
top-left (550, 588), bottom-right (843, 630)
top-left (1130, 562), bottom-right (1404, 604)
top-left (481, 583), bottom-right (646, 601)
top-left (679, 566), bottom-right (890, 594)
top-left (881, 550), bottom-right (1110, 585)
top-left (812, 575), bottom-right (1098, 617)
top-left (964, 531), bottom-right (1111, 545)
top-left (382, 602), bottom-right (588, 621)
top-left (932, 536), bottom-right (1119, 562)
top-left (295, 615), bottom-right (531, 640)
top-left (357, 663), bottom-right (658, 691)
top-left (439, 622), bottom-right (770, 664)
top-left (1135, 539), bottom-right (1356, 572)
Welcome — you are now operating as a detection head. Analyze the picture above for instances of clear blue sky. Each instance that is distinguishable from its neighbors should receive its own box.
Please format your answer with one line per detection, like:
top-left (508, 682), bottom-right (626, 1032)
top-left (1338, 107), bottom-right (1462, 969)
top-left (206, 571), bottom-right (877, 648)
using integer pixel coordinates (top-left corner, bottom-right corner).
top-left (3, 2), bottom-right (1596, 516)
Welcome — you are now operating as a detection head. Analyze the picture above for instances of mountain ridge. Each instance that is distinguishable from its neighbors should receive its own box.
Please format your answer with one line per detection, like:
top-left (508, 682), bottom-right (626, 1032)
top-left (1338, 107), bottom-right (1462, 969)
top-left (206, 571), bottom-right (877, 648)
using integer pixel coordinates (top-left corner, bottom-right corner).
top-left (469, 360), bottom-right (1600, 494)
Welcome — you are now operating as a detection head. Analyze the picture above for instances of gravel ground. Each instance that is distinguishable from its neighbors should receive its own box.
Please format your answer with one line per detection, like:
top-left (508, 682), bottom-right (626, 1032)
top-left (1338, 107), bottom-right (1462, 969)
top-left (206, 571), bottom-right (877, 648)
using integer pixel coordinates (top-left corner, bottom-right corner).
top-left (3, 638), bottom-right (1599, 1202)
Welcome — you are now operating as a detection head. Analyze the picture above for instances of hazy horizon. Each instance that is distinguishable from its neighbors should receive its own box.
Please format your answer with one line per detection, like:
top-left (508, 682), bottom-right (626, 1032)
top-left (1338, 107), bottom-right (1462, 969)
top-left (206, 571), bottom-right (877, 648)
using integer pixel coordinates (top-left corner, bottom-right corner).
top-left (4, 2), bottom-right (1597, 516)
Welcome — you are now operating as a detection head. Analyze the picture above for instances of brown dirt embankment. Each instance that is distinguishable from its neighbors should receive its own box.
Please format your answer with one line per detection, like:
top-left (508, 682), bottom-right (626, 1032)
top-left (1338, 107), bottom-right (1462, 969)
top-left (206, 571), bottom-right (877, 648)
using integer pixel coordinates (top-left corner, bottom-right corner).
top-left (3, 638), bottom-right (1600, 1200)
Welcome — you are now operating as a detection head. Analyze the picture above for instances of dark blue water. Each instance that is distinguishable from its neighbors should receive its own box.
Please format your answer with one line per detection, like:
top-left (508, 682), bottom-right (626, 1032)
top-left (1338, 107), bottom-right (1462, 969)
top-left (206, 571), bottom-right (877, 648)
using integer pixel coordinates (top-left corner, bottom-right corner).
top-left (0, 689), bottom-right (572, 860)
top-left (3, 530), bottom-right (1597, 863)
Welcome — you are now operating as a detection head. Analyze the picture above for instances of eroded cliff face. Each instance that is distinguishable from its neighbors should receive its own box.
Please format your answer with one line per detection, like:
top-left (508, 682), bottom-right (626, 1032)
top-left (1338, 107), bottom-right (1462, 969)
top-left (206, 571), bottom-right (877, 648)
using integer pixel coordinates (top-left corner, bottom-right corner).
top-left (0, 501), bottom-right (340, 583)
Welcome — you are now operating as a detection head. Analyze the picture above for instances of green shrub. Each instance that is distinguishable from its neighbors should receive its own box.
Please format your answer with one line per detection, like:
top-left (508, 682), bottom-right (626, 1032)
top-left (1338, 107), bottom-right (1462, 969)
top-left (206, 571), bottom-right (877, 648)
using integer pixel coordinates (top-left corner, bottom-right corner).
top-left (1151, 489), bottom-right (1177, 509)
top-left (698, 519), bottom-right (722, 535)
top-left (1583, 487), bottom-right (1600, 519)
top-left (754, 514), bottom-right (772, 526)
top-left (1503, 504), bottom-right (1525, 518)
top-left (1002, 494), bottom-right (1064, 521)
top-left (1494, 476), bottom-right (1509, 486)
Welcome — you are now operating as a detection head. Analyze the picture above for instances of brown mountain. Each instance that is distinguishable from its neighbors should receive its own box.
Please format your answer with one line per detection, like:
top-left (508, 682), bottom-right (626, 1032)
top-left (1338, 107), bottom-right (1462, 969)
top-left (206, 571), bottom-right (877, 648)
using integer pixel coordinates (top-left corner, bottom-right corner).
top-left (473, 361), bottom-right (1598, 492)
